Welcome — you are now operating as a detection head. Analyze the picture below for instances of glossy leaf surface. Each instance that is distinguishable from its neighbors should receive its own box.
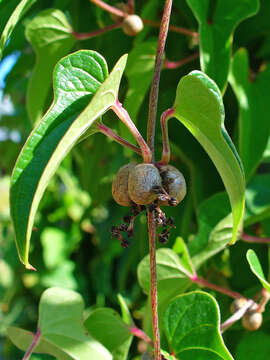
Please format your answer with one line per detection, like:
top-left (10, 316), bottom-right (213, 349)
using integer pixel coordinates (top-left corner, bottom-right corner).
top-left (10, 50), bottom-right (127, 268)
top-left (246, 249), bottom-right (270, 293)
top-left (229, 48), bottom-right (270, 180)
top-left (7, 287), bottom-right (112, 359)
top-left (173, 71), bottom-right (245, 244)
top-left (0, 0), bottom-right (36, 60)
top-left (163, 291), bottom-right (233, 360)
top-left (26, 9), bottom-right (75, 123)
top-left (186, 0), bottom-right (259, 92)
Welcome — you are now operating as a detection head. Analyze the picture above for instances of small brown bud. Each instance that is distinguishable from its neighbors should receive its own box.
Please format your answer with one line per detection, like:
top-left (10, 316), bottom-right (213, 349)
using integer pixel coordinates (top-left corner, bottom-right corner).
top-left (122, 15), bottom-right (144, 36)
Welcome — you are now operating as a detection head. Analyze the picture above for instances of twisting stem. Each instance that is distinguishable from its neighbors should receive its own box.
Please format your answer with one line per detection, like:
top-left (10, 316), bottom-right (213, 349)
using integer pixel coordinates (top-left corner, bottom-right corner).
top-left (164, 53), bottom-right (199, 69)
top-left (147, 0), bottom-right (172, 160)
top-left (160, 108), bottom-right (175, 165)
top-left (147, 210), bottom-right (160, 360)
top-left (147, 4), bottom-right (172, 360)
top-left (112, 100), bottom-right (152, 163)
top-left (97, 123), bottom-right (142, 155)
top-left (190, 274), bottom-right (244, 299)
top-left (22, 329), bottom-right (41, 360)
top-left (143, 18), bottom-right (198, 38)
top-left (129, 326), bottom-right (154, 347)
top-left (241, 233), bottom-right (270, 244)
top-left (72, 22), bottom-right (122, 40)
top-left (90, 0), bottom-right (126, 17)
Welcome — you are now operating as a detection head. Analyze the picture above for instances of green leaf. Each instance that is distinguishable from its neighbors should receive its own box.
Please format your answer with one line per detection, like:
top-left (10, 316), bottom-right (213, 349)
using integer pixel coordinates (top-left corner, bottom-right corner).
top-left (229, 48), bottom-right (270, 180)
top-left (163, 291), bottom-right (233, 360)
top-left (244, 174), bottom-right (270, 226)
top-left (236, 332), bottom-right (270, 360)
top-left (186, 0), bottom-right (259, 92)
top-left (246, 249), bottom-right (270, 293)
top-left (10, 50), bottom-right (127, 268)
top-left (26, 9), bottom-right (76, 123)
top-left (117, 293), bottom-right (134, 326)
top-left (138, 249), bottom-right (191, 337)
top-left (172, 237), bottom-right (195, 276)
top-left (7, 287), bottom-right (112, 360)
top-left (0, 0), bottom-right (36, 60)
top-left (173, 70), bottom-right (245, 245)
top-left (84, 307), bottom-right (132, 359)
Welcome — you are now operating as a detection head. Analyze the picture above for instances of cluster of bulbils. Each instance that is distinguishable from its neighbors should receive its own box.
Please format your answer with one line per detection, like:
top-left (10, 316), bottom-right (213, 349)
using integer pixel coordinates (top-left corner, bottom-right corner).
top-left (111, 162), bottom-right (186, 247)
top-left (231, 298), bottom-right (263, 331)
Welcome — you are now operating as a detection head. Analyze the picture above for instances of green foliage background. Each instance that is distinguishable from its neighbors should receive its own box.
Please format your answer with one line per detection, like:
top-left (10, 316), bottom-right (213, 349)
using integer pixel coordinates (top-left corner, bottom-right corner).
top-left (0, 0), bottom-right (270, 359)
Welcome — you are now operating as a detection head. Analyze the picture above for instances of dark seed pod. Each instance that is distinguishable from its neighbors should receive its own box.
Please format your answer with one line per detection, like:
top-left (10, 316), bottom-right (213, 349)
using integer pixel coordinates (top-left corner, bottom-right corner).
top-left (122, 15), bottom-right (144, 36)
top-left (128, 164), bottom-right (162, 205)
top-left (112, 163), bottom-right (137, 206)
top-left (159, 165), bottom-right (187, 206)
top-left (242, 310), bottom-right (263, 331)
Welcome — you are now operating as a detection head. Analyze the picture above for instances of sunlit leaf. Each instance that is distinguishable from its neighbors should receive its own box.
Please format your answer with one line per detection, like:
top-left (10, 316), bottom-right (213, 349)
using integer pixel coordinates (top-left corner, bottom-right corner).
top-left (7, 287), bottom-right (112, 359)
top-left (186, 0), bottom-right (259, 92)
top-left (163, 291), bottom-right (233, 360)
top-left (173, 70), bottom-right (245, 244)
top-left (10, 50), bottom-right (127, 268)
top-left (246, 249), bottom-right (270, 293)
top-left (0, 0), bottom-right (36, 60)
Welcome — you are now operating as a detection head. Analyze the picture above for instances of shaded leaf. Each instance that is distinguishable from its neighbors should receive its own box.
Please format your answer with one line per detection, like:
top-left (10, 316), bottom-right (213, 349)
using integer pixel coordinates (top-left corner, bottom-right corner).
top-left (186, 0), bottom-right (259, 92)
top-left (172, 236), bottom-right (195, 276)
top-left (244, 174), bottom-right (270, 226)
top-left (10, 50), bottom-right (127, 268)
top-left (84, 307), bottom-right (132, 360)
top-left (0, 0), bottom-right (36, 60)
top-left (229, 48), bottom-right (270, 180)
top-left (236, 332), bottom-right (270, 360)
top-left (246, 249), bottom-right (270, 293)
top-left (173, 70), bottom-right (245, 244)
top-left (26, 9), bottom-right (75, 123)
top-left (7, 287), bottom-right (112, 360)
top-left (163, 291), bottom-right (233, 360)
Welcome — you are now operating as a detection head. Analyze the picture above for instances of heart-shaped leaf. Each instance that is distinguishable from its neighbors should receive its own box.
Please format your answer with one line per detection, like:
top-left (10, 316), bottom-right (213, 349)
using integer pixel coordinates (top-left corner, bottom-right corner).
top-left (186, 0), bottom-right (259, 92)
top-left (163, 291), bottom-right (233, 360)
top-left (246, 249), bottom-right (270, 293)
top-left (229, 48), bottom-right (270, 180)
top-left (0, 0), bottom-right (36, 60)
top-left (10, 50), bottom-right (127, 268)
top-left (173, 71), bottom-right (245, 244)
top-left (7, 287), bottom-right (112, 360)
top-left (84, 308), bottom-right (133, 360)
top-left (25, 8), bottom-right (75, 123)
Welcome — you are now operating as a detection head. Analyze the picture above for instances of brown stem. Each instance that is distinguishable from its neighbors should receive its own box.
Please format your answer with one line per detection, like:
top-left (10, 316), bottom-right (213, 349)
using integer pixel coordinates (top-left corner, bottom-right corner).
top-left (129, 326), bottom-right (154, 347)
top-left (190, 274), bottom-right (244, 299)
top-left (147, 0), bottom-right (172, 160)
top-left (148, 210), bottom-right (160, 360)
top-left (72, 22), bottom-right (122, 40)
top-left (22, 329), bottom-right (41, 360)
top-left (97, 123), bottom-right (142, 155)
top-left (143, 18), bottom-right (198, 38)
top-left (257, 288), bottom-right (270, 312)
top-left (160, 107), bottom-right (175, 165)
top-left (241, 233), bottom-right (270, 244)
top-left (90, 0), bottom-right (126, 17)
top-left (221, 299), bottom-right (256, 333)
top-left (164, 53), bottom-right (199, 69)
top-left (112, 100), bottom-right (152, 163)
top-left (127, 0), bottom-right (135, 14)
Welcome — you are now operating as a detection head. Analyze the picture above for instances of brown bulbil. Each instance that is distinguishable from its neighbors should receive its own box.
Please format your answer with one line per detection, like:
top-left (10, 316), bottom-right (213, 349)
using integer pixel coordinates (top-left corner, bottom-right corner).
top-left (159, 165), bottom-right (186, 206)
top-left (242, 310), bottom-right (262, 331)
top-left (122, 15), bottom-right (144, 36)
top-left (128, 163), bottom-right (162, 205)
top-left (112, 163), bottom-right (137, 206)
top-left (230, 298), bottom-right (248, 314)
